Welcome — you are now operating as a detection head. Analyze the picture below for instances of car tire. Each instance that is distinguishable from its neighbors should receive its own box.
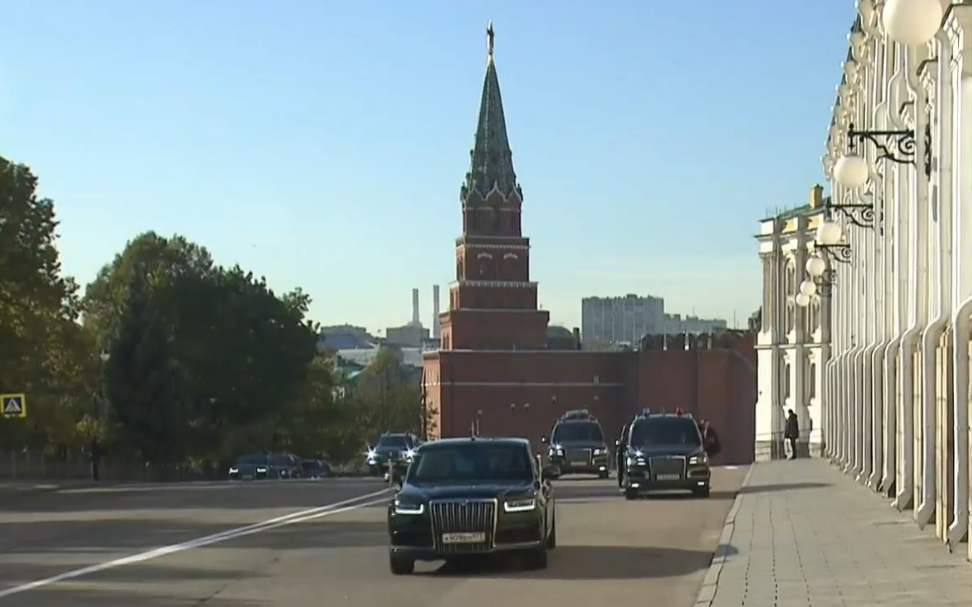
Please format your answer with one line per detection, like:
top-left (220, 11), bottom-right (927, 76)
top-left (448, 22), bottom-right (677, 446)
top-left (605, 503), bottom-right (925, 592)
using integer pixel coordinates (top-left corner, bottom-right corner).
top-left (389, 554), bottom-right (415, 575)
top-left (624, 486), bottom-right (638, 500)
top-left (692, 487), bottom-right (711, 498)
top-left (598, 470), bottom-right (610, 480)
top-left (545, 514), bottom-right (557, 550)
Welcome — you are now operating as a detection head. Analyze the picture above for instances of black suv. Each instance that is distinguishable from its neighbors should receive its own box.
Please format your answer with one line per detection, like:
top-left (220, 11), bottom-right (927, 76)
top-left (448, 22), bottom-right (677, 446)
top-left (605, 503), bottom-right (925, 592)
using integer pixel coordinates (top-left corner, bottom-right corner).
top-left (617, 411), bottom-right (712, 498)
top-left (366, 432), bottom-right (420, 477)
top-left (387, 437), bottom-right (557, 575)
top-left (541, 413), bottom-right (610, 479)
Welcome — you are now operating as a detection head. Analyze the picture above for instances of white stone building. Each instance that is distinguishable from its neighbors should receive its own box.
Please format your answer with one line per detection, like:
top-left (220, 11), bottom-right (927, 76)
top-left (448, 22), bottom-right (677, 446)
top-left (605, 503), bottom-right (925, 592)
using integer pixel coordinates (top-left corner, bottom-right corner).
top-left (755, 186), bottom-right (830, 461)
top-left (811, 0), bottom-right (972, 557)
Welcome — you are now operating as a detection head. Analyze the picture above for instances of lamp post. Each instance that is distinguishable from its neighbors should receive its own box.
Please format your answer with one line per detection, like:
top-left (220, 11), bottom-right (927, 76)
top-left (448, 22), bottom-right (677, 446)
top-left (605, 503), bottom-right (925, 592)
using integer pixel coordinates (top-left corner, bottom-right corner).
top-left (92, 351), bottom-right (110, 482)
top-left (881, 0), bottom-right (947, 47)
top-left (813, 216), bottom-right (852, 265)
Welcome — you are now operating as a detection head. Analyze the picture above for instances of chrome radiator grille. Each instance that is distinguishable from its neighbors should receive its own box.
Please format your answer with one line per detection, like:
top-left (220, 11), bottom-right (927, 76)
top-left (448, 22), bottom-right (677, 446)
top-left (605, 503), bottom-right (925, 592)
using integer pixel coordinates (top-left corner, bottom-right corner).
top-left (649, 456), bottom-right (686, 479)
top-left (566, 448), bottom-right (591, 464)
top-left (430, 499), bottom-right (497, 553)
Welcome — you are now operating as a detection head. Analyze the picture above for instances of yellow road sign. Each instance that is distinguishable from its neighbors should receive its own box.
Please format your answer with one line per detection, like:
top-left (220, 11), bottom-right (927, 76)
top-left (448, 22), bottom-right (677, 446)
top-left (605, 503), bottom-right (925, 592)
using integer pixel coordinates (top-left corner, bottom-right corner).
top-left (0, 393), bottom-right (26, 418)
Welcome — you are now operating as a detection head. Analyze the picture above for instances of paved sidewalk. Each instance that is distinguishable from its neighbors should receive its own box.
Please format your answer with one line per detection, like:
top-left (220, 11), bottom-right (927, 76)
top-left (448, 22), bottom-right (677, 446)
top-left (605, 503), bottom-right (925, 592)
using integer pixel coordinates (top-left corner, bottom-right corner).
top-left (697, 459), bottom-right (972, 607)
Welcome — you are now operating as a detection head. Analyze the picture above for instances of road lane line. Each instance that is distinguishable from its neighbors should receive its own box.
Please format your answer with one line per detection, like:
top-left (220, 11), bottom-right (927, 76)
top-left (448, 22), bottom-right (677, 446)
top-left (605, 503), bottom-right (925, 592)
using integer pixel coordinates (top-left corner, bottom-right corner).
top-left (0, 488), bottom-right (392, 599)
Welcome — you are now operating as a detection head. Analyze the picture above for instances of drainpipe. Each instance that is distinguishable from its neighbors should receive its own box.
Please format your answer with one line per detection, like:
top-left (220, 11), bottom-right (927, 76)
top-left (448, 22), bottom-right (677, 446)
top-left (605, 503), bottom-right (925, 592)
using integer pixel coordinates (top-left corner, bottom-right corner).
top-left (868, 173), bottom-right (887, 491)
top-left (894, 45), bottom-right (928, 512)
top-left (946, 74), bottom-right (971, 551)
top-left (917, 61), bottom-right (948, 530)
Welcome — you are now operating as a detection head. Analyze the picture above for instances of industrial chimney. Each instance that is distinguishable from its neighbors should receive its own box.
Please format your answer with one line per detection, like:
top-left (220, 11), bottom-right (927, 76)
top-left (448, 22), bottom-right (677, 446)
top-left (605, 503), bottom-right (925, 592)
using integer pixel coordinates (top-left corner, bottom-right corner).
top-left (432, 285), bottom-right (441, 338)
top-left (411, 288), bottom-right (420, 326)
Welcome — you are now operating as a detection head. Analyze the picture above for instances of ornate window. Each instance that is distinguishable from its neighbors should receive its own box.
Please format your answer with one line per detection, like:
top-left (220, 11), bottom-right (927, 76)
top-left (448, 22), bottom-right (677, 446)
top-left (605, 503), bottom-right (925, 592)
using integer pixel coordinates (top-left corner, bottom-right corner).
top-left (785, 257), bottom-right (797, 335)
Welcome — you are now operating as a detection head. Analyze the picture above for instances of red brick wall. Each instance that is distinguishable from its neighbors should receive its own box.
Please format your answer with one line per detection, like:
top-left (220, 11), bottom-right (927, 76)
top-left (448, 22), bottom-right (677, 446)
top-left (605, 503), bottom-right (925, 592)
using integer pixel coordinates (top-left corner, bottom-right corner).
top-left (422, 335), bottom-right (756, 465)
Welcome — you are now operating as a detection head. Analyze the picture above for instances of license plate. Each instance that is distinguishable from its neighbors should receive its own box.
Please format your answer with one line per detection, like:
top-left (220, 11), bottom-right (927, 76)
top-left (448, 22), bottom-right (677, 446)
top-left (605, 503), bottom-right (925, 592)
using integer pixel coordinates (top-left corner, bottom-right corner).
top-left (656, 474), bottom-right (680, 481)
top-left (441, 532), bottom-right (486, 544)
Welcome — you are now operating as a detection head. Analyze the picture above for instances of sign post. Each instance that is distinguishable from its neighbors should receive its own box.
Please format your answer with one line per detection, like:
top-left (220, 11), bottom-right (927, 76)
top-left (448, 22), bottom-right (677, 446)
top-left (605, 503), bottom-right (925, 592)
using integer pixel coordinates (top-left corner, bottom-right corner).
top-left (0, 394), bottom-right (26, 419)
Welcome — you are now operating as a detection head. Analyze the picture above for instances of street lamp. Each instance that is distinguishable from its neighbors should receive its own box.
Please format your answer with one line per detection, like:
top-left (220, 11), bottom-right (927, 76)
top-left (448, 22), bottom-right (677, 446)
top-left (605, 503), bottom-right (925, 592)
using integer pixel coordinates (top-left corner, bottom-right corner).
top-left (814, 217), bottom-right (852, 264)
top-left (833, 151), bottom-right (869, 189)
top-left (882, 0), bottom-right (945, 47)
top-left (805, 254), bottom-right (836, 298)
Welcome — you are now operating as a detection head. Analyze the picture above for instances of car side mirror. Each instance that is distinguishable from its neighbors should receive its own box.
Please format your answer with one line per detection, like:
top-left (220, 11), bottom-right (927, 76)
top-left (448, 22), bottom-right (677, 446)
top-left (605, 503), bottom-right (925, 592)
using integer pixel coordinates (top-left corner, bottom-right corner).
top-left (540, 436), bottom-right (548, 444)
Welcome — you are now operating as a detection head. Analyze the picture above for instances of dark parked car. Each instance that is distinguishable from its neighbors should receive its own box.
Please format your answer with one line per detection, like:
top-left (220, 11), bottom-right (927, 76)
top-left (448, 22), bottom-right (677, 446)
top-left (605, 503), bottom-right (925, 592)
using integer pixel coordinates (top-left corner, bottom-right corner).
top-left (228, 454), bottom-right (270, 480)
top-left (387, 437), bottom-right (557, 575)
top-left (618, 410), bottom-right (712, 499)
top-left (541, 414), bottom-right (610, 479)
top-left (268, 452), bottom-right (303, 479)
top-left (301, 459), bottom-right (333, 479)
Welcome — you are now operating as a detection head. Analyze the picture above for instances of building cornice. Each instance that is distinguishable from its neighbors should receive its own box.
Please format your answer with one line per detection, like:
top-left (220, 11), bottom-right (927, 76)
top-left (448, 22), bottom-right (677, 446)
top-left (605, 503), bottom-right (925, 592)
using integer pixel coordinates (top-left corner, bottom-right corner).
top-left (458, 242), bottom-right (530, 251)
top-left (451, 280), bottom-right (538, 289)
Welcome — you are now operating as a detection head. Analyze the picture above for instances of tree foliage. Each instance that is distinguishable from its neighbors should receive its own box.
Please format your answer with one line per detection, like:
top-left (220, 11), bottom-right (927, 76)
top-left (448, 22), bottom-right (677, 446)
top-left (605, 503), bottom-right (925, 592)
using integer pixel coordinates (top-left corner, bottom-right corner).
top-left (1, 156), bottom-right (421, 474)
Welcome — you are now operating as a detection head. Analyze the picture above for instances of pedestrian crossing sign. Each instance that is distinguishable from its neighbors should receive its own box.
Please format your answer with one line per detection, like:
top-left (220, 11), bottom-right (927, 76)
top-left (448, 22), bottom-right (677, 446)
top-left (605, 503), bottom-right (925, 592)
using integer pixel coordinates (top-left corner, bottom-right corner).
top-left (0, 394), bottom-right (26, 418)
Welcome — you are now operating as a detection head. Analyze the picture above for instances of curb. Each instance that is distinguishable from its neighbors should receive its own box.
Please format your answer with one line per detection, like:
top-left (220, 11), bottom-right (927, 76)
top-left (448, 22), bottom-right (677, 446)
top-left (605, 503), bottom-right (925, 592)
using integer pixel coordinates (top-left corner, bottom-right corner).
top-left (693, 463), bottom-right (755, 607)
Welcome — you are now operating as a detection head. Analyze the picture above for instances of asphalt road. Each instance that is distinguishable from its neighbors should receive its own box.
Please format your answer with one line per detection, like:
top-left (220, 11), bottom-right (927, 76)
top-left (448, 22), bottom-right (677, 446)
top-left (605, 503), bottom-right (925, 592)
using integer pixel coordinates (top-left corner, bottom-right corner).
top-left (0, 468), bottom-right (747, 607)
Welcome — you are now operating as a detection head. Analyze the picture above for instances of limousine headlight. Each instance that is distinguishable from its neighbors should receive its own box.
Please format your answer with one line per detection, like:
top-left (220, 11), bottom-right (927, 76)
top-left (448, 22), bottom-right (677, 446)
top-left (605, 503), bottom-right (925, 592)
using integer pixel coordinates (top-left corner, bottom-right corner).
top-left (689, 454), bottom-right (708, 465)
top-left (503, 497), bottom-right (537, 513)
top-left (393, 499), bottom-right (424, 515)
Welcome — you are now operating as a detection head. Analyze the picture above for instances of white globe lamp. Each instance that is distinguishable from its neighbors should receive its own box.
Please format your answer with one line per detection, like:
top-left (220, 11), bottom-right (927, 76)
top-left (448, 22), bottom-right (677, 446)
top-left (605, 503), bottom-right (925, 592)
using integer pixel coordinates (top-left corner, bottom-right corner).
top-left (795, 293), bottom-right (811, 308)
top-left (806, 255), bottom-right (827, 278)
top-left (833, 153), bottom-right (869, 188)
top-left (815, 220), bottom-right (843, 246)
top-left (882, 0), bottom-right (944, 47)
top-left (800, 280), bottom-right (818, 297)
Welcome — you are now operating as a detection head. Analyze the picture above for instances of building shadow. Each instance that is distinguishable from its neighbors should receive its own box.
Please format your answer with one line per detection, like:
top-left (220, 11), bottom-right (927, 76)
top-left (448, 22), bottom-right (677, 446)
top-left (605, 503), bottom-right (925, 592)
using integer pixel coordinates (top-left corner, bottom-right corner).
top-left (0, 480), bottom-right (392, 514)
top-left (6, 586), bottom-right (269, 607)
top-left (737, 482), bottom-right (831, 494)
top-left (416, 544), bottom-right (737, 580)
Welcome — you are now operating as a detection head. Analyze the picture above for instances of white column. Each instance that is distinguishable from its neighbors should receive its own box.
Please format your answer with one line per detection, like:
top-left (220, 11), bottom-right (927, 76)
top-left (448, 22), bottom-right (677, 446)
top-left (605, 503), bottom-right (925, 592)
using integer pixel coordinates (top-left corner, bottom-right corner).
top-left (944, 9), bottom-right (971, 551)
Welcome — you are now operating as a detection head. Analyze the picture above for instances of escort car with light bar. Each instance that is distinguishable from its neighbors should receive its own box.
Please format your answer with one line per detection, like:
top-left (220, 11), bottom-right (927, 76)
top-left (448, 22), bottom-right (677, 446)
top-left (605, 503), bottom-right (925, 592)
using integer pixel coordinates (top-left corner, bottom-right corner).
top-left (541, 412), bottom-right (611, 479)
top-left (365, 432), bottom-right (421, 478)
top-left (618, 408), bottom-right (712, 498)
top-left (386, 436), bottom-right (557, 575)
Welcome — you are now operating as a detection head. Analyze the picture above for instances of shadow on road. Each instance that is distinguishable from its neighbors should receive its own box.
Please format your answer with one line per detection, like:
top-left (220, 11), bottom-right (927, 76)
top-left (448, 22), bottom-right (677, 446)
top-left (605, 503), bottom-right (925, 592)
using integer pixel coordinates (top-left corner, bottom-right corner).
top-left (4, 586), bottom-right (268, 607)
top-left (738, 482), bottom-right (830, 494)
top-left (0, 480), bottom-right (391, 514)
top-left (419, 543), bottom-right (737, 580)
top-left (0, 518), bottom-right (389, 559)
top-left (0, 563), bottom-right (270, 607)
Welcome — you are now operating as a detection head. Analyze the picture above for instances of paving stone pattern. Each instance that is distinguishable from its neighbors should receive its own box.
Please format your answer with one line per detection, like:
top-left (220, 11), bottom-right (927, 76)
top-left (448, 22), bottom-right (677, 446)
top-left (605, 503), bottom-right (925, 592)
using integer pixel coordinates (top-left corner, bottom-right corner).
top-left (705, 460), bottom-right (972, 607)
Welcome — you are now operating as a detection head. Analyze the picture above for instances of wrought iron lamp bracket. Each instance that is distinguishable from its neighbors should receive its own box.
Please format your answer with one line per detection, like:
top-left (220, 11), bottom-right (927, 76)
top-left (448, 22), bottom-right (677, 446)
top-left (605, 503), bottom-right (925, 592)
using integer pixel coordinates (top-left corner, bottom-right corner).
top-left (813, 269), bottom-right (837, 298)
top-left (847, 121), bottom-right (932, 179)
top-left (814, 244), bottom-right (852, 265)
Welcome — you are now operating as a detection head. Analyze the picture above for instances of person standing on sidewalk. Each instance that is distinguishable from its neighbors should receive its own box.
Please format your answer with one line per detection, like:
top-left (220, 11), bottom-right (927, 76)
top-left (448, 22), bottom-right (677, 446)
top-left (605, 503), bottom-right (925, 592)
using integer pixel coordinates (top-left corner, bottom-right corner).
top-left (784, 409), bottom-right (799, 459)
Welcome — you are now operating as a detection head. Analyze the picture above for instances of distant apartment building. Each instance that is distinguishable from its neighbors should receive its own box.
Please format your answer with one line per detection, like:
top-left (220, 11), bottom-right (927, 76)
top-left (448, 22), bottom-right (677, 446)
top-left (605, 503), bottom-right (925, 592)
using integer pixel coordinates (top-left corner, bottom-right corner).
top-left (581, 294), bottom-right (665, 345)
top-left (581, 294), bottom-right (728, 348)
top-left (663, 314), bottom-right (728, 335)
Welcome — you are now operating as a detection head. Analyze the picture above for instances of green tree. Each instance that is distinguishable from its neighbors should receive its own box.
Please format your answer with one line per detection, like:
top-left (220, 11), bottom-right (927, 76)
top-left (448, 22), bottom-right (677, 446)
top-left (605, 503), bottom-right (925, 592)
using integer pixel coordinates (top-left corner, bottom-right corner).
top-left (103, 271), bottom-right (182, 464)
top-left (0, 157), bottom-right (95, 452)
top-left (352, 348), bottom-right (422, 441)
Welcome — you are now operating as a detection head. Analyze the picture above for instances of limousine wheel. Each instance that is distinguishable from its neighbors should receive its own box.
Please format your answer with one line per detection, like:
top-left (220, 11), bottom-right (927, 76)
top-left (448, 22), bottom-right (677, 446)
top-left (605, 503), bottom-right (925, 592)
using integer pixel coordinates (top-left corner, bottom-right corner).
top-left (389, 554), bottom-right (414, 575)
top-left (545, 515), bottom-right (557, 550)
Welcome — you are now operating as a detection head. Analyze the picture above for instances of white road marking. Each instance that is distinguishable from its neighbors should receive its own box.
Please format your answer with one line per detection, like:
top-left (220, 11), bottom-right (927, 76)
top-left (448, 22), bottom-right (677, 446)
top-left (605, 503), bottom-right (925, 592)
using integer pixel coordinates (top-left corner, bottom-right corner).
top-left (718, 465), bottom-right (740, 470)
top-left (0, 487), bottom-right (392, 599)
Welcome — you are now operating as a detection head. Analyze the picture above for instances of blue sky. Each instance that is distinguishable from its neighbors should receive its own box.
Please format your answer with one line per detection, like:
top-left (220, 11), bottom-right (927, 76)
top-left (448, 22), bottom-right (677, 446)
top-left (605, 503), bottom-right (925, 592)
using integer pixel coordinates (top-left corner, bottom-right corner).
top-left (0, 1), bottom-right (852, 334)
